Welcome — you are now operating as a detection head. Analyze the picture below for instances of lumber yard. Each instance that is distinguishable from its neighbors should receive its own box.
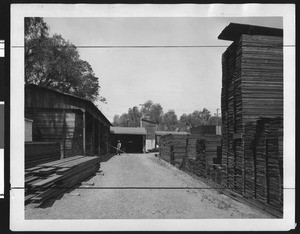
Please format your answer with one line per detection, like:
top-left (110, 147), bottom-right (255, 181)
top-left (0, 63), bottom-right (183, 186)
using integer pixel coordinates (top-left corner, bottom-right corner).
top-left (24, 23), bottom-right (284, 218)
top-left (158, 23), bottom-right (283, 217)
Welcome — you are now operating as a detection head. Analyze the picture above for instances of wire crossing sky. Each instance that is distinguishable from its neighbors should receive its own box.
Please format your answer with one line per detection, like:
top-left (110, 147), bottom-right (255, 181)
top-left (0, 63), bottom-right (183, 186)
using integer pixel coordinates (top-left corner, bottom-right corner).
top-left (44, 17), bottom-right (283, 122)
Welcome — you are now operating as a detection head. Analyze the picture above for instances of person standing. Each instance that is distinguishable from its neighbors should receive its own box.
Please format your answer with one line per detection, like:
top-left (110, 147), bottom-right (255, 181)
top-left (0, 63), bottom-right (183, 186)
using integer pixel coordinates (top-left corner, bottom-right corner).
top-left (116, 140), bottom-right (121, 155)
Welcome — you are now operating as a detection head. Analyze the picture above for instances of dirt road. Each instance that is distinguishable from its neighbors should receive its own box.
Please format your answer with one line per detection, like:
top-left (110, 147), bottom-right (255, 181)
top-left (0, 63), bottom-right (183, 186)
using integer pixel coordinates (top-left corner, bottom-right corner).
top-left (25, 153), bottom-right (274, 219)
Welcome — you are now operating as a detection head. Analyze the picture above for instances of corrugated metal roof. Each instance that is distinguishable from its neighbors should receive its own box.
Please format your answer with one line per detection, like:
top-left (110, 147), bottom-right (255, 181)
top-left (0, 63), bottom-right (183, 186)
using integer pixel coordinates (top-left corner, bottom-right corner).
top-left (110, 127), bottom-right (147, 135)
top-left (218, 23), bottom-right (283, 41)
top-left (155, 131), bottom-right (190, 136)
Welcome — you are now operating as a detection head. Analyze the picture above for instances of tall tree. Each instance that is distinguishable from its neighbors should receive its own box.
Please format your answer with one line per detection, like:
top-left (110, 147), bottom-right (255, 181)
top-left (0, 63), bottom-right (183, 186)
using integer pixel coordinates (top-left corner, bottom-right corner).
top-left (25, 17), bottom-right (105, 103)
top-left (141, 100), bottom-right (163, 124)
top-left (162, 110), bottom-right (178, 131)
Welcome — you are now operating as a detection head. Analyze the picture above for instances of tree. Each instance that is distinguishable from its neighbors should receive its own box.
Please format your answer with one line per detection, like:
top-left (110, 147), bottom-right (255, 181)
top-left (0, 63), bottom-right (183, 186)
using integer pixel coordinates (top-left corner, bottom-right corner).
top-left (112, 106), bottom-right (142, 127)
top-left (141, 100), bottom-right (163, 125)
top-left (25, 17), bottom-right (105, 103)
top-left (162, 110), bottom-right (178, 131)
top-left (178, 113), bottom-right (192, 131)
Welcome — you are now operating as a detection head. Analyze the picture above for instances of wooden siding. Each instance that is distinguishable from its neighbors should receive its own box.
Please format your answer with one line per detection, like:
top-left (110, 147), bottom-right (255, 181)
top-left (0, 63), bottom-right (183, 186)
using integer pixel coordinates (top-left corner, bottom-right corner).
top-left (25, 84), bottom-right (111, 128)
top-left (26, 108), bottom-right (83, 158)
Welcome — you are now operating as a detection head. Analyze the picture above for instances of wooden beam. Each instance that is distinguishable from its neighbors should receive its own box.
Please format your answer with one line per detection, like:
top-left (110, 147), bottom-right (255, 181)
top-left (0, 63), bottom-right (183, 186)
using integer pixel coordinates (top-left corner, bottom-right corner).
top-left (92, 116), bottom-right (95, 155)
top-left (98, 122), bottom-right (101, 155)
top-left (82, 110), bottom-right (86, 156)
top-left (61, 109), bottom-right (66, 159)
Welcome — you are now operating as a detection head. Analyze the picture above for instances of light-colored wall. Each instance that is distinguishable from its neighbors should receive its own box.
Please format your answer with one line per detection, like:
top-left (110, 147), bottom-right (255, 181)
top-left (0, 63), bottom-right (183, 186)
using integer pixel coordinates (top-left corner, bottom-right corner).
top-left (25, 118), bottom-right (33, 142)
top-left (145, 139), bottom-right (155, 151)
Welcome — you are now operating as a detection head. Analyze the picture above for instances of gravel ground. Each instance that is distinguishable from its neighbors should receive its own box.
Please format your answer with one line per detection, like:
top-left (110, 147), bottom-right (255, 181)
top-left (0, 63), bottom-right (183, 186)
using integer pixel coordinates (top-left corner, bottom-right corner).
top-left (25, 153), bottom-right (274, 219)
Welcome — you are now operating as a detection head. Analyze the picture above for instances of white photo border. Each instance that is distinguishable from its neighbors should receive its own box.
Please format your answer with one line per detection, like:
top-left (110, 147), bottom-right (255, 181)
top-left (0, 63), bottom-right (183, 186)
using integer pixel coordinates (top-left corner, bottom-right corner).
top-left (10, 4), bottom-right (295, 231)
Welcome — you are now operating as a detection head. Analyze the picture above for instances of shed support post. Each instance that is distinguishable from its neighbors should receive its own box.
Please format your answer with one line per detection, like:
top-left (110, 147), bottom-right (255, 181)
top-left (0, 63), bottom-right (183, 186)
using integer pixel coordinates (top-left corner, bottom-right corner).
top-left (106, 129), bottom-right (109, 154)
top-left (143, 135), bottom-right (146, 154)
top-left (61, 109), bottom-right (66, 159)
top-left (98, 122), bottom-right (101, 155)
top-left (82, 110), bottom-right (86, 156)
top-left (92, 116), bottom-right (95, 155)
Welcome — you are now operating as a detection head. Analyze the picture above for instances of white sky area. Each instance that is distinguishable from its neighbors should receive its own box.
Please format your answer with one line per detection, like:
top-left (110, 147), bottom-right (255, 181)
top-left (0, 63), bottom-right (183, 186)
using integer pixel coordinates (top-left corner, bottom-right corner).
top-left (44, 17), bottom-right (282, 122)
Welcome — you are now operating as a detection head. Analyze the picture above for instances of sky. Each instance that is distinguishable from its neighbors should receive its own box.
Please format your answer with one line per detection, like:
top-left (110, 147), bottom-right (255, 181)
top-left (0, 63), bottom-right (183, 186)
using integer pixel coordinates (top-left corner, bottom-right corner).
top-left (44, 17), bottom-right (283, 122)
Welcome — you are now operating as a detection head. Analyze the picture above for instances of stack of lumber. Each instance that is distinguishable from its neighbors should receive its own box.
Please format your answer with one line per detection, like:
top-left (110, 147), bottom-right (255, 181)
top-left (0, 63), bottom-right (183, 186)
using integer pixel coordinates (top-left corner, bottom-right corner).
top-left (25, 155), bottom-right (100, 205)
top-left (190, 125), bottom-right (216, 135)
top-left (244, 117), bottom-right (283, 213)
top-left (207, 164), bottom-right (222, 184)
top-left (195, 139), bottom-right (206, 176)
top-left (159, 134), bottom-right (188, 165)
top-left (186, 138), bottom-right (197, 160)
top-left (172, 135), bottom-right (188, 165)
top-left (159, 134), bottom-right (173, 163)
top-left (202, 134), bottom-right (222, 166)
top-left (221, 33), bottom-right (283, 191)
top-left (182, 135), bottom-right (221, 178)
top-left (219, 26), bottom-right (283, 214)
top-left (25, 142), bottom-right (61, 169)
top-left (244, 121), bottom-right (256, 199)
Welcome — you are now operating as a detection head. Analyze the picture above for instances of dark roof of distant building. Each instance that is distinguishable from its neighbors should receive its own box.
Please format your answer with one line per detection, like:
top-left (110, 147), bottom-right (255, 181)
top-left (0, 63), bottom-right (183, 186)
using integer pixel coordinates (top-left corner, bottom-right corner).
top-left (110, 127), bottom-right (147, 135)
top-left (218, 23), bottom-right (283, 41)
top-left (155, 131), bottom-right (190, 136)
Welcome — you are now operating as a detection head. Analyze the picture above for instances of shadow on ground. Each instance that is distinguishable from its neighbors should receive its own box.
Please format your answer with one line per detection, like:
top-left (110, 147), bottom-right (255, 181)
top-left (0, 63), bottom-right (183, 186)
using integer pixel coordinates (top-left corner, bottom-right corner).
top-left (99, 153), bottom-right (116, 162)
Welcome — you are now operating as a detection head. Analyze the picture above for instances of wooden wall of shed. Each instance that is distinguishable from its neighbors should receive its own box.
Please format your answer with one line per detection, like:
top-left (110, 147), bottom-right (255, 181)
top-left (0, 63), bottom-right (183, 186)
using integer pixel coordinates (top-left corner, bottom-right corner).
top-left (25, 108), bottom-right (84, 158)
top-left (25, 85), bottom-right (112, 130)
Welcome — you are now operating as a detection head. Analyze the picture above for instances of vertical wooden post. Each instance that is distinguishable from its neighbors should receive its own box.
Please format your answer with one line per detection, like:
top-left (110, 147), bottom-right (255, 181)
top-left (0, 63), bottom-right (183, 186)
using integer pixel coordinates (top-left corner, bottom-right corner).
top-left (106, 128), bottom-right (109, 154)
top-left (98, 122), bottom-right (101, 155)
top-left (61, 109), bottom-right (66, 159)
top-left (143, 135), bottom-right (146, 153)
top-left (82, 110), bottom-right (86, 156)
top-left (92, 116), bottom-right (95, 155)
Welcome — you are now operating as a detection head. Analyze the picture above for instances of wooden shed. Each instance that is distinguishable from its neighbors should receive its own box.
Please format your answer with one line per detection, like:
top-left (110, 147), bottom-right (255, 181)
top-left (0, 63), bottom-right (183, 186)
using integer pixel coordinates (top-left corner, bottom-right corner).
top-left (25, 84), bottom-right (112, 158)
top-left (110, 127), bottom-right (146, 153)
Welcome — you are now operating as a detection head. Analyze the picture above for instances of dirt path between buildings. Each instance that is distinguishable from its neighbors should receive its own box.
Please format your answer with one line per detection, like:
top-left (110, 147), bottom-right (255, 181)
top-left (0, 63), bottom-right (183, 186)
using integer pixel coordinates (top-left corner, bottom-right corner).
top-left (25, 153), bottom-right (274, 219)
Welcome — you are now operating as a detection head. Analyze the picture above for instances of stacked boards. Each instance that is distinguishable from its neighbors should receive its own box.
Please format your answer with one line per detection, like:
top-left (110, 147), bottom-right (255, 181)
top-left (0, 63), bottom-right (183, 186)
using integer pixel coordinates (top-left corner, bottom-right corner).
top-left (183, 135), bottom-right (221, 179)
top-left (219, 24), bottom-right (283, 214)
top-left (159, 134), bottom-right (173, 163)
top-left (25, 142), bottom-right (61, 169)
top-left (25, 155), bottom-right (100, 205)
top-left (244, 117), bottom-right (283, 213)
top-left (159, 133), bottom-right (189, 165)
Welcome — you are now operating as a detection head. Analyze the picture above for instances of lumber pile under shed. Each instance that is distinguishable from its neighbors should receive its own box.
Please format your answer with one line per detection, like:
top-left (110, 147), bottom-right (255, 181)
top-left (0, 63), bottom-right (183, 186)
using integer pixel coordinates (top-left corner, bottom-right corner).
top-left (25, 142), bottom-right (61, 169)
top-left (219, 23), bottom-right (283, 214)
top-left (25, 155), bottom-right (100, 205)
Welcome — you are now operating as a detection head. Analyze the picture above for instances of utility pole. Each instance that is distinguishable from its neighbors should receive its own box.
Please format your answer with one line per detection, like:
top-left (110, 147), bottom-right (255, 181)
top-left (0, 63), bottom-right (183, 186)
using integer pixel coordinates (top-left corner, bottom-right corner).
top-left (216, 108), bottom-right (220, 127)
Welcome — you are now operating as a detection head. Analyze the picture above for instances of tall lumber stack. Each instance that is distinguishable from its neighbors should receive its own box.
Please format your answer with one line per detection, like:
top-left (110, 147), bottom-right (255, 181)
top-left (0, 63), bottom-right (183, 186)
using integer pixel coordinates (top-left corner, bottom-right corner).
top-left (219, 23), bottom-right (283, 214)
top-left (25, 142), bottom-right (61, 169)
top-left (25, 155), bottom-right (100, 205)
